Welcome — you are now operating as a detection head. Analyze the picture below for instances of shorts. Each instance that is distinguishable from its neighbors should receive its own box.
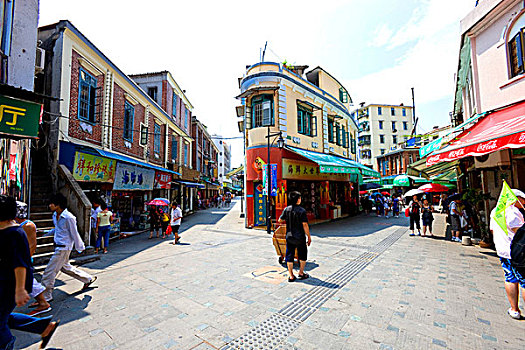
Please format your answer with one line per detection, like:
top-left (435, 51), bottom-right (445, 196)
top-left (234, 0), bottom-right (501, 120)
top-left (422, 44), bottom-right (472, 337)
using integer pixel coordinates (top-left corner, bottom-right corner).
top-left (171, 225), bottom-right (180, 234)
top-left (285, 240), bottom-right (308, 262)
top-left (422, 216), bottom-right (433, 226)
top-left (150, 223), bottom-right (160, 230)
top-left (500, 258), bottom-right (525, 288)
top-left (450, 215), bottom-right (460, 231)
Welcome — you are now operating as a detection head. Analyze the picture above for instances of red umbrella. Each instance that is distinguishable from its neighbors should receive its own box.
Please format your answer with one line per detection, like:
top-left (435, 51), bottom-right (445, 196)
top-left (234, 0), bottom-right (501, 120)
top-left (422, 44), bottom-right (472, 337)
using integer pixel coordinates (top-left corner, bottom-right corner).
top-left (381, 192), bottom-right (390, 196)
top-left (148, 198), bottom-right (170, 206)
top-left (359, 191), bottom-right (368, 195)
top-left (418, 183), bottom-right (450, 193)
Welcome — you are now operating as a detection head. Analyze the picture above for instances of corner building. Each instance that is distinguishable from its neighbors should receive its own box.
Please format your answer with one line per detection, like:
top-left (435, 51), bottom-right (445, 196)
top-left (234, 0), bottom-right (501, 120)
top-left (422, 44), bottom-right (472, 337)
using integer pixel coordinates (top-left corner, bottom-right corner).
top-left (237, 63), bottom-right (379, 228)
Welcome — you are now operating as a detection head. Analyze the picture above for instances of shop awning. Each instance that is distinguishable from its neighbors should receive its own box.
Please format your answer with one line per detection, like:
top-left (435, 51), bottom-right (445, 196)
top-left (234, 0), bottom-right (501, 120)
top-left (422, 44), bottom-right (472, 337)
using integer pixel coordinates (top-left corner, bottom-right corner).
top-left (408, 157), bottom-right (459, 179)
top-left (286, 146), bottom-right (380, 178)
top-left (427, 101), bottom-right (525, 166)
top-left (173, 180), bottom-right (205, 188)
top-left (94, 149), bottom-right (181, 175)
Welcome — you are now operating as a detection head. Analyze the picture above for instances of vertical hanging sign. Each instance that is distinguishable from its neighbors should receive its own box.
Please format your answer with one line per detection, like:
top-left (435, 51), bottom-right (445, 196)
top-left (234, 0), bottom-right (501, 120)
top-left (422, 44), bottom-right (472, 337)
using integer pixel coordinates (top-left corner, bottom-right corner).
top-left (270, 164), bottom-right (277, 197)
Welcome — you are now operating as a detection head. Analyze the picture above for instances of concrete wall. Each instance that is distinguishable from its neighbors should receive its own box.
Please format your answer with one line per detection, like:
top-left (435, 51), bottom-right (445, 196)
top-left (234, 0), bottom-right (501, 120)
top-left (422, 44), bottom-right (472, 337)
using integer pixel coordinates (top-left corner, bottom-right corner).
top-left (8, 0), bottom-right (39, 90)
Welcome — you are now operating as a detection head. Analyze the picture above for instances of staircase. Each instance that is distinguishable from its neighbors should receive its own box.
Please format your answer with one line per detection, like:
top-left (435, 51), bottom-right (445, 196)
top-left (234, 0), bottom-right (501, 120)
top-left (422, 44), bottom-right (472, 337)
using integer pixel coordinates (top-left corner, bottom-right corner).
top-left (30, 171), bottom-right (56, 266)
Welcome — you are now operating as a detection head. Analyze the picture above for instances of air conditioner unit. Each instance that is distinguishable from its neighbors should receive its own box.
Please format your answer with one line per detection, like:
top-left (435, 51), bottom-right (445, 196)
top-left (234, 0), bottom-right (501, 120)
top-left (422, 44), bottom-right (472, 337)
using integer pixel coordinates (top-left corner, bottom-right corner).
top-left (474, 150), bottom-right (511, 169)
top-left (35, 47), bottom-right (45, 73)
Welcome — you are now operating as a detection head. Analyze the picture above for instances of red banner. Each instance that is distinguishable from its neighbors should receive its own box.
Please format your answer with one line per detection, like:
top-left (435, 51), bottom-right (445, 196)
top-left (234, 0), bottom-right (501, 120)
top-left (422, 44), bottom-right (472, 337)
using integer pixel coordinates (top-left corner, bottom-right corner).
top-left (154, 172), bottom-right (172, 189)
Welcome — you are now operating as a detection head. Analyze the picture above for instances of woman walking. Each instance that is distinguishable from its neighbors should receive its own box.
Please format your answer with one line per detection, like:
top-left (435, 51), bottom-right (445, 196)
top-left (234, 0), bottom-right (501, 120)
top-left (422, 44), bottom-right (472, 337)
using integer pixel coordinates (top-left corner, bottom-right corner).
top-left (148, 207), bottom-right (160, 239)
top-left (160, 208), bottom-right (170, 238)
top-left (421, 199), bottom-right (434, 237)
top-left (408, 195), bottom-right (421, 236)
top-left (95, 203), bottom-right (113, 253)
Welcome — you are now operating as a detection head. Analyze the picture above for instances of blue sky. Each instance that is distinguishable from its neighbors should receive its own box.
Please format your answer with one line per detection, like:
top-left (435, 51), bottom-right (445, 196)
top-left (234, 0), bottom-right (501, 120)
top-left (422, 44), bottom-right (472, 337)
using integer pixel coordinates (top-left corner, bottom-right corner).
top-left (39, 0), bottom-right (475, 167)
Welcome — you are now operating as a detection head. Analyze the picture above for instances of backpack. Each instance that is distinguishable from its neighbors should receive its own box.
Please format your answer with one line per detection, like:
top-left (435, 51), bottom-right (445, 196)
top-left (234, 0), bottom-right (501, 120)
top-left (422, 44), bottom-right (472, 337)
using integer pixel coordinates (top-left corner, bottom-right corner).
top-left (510, 223), bottom-right (525, 268)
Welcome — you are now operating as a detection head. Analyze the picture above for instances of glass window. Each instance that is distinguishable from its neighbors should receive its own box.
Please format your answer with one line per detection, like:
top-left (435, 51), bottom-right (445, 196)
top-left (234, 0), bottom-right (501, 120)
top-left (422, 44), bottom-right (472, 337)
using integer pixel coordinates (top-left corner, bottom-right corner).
top-left (379, 121), bottom-right (383, 129)
top-left (197, 155), bottom-right (201, 171)
top-left (153, 123), bottom-right (161, 154)
top-left (78, 69), bottom-right (97, 123)
top-left (391, 107), bottom-right (395, 116)
top-left (184, 109), bottom-right (189, 129)
top-left (393, 135), bottom-right (397, 144)
top-left (336, 123), bottom-right (341, 146)
top-left (328, 118), bottom-right (334, 142)
top-left (184, 143), bottom-right (188, 166)
top-left (140, 124), bottom-right (148, 145)
top-left (380, 149), bottom-right (385, 155)
top-left (297, 107), bottom-right (316, 136)
top-left (339, 88), bottom-right (348, 103)
top-left (509, 30), bottom-right (525, 77)
top-left (378, 106), bottom-right (382, 115)
top-left (402, 108), bottom-right (406, 116)
top-left (171, 136), bottom-right (178, 161)
top-left (147, 87), bottom-right (158, 102)
top-left (392, 121), bottom-right (396, 131)
top-left (252, 95), bottom-right (274, 128)
top-left (380, 135), bottom-right (385, 144)
top-left (403, 121), bottom-right (408, 130)
top-left (0, 0), bottom-right (14, 56)
top-left (172, 93), bottom-right (177, 117)
top-left (123, 101), bottom-right (134, 141)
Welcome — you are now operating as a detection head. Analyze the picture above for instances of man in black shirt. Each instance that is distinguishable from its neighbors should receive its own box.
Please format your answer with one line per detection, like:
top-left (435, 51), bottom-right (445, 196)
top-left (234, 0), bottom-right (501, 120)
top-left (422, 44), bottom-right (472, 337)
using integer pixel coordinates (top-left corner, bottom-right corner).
top-left (278, 191), bottom-right (312, 282)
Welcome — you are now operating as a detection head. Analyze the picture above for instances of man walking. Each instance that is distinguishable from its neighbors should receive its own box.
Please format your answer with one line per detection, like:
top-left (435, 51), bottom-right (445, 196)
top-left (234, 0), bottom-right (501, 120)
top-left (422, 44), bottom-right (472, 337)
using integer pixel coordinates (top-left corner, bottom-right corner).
top-left (278, 191), bottom-right (312, 282)
top-left (491, 189), bottom-right (525, 320)
top-left (42, 194), bottom-right (96, 302)
top-left (170, 201), bottom-right (182, 244)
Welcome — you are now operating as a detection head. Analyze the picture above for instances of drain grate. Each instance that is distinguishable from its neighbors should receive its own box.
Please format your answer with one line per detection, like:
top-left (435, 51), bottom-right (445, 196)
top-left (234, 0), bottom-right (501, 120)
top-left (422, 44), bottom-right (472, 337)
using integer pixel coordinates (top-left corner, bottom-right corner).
top-left (221, 228), bottom-right (406, 349)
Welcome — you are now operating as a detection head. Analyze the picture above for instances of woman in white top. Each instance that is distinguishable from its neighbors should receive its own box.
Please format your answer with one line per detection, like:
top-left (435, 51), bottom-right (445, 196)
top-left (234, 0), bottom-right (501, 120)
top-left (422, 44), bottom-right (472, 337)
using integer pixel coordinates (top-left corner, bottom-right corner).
top-left (170, 202), bottom-right (182, 244)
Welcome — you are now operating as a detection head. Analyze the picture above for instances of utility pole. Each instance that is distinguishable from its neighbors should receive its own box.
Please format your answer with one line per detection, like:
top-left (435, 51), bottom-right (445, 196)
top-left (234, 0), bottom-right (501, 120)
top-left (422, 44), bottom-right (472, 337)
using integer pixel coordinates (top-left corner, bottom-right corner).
top-left (410, 87), bottom-right (418, 137)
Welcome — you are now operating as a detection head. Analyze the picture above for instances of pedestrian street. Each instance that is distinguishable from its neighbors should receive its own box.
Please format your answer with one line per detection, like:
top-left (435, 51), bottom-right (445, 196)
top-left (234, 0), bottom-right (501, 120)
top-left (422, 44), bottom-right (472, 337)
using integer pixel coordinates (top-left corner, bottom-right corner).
top-left (14, 199), bottom-right (524, 349)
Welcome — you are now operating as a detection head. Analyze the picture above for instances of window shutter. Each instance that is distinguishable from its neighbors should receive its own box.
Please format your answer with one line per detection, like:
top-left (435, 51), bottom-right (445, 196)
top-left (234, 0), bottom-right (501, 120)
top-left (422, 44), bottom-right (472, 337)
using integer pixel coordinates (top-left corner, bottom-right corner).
top-left (262, 101), bottom-right (272, 126)
top-left (297, 110), bottom-right (303, 133)
top-left (516, 34), bottom-right (524, 72)
top-left (351, 138), bottom-right (356, 154)
top-left (312, 115), bottom-right (317, 136)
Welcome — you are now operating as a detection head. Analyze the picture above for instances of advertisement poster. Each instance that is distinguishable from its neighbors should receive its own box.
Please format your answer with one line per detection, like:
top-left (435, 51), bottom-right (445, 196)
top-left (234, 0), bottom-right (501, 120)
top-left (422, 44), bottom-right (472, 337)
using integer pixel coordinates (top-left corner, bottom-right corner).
top-left (73, 152), bottom-right (116, 182)
top-left (154, 171), bottom-right (172, 189)
top-left (113, 163), bottom-right (155, 190)
top-left (262, 164), bottom-right (277, 196)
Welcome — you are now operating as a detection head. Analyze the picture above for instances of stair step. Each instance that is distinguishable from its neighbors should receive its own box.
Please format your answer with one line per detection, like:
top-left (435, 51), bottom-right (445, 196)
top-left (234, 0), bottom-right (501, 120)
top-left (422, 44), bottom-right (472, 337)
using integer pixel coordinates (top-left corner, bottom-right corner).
top-left (32, 248), bottom-right (97, 270)
top-left (31, 205), bottom-right (51, 213)
top-left (37, 236), bottom-right (54, 243)
top-left (35, 242), bottom-right (55, 255)
top-left (29, 211), bottom-right (53, 220)
top-left (36, 226), bottom-right (54, 233)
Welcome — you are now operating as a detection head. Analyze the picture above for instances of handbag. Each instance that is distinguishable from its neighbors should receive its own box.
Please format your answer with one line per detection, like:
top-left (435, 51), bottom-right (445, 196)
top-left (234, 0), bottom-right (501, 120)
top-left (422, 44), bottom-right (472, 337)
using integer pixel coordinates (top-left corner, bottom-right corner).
top-left (165, 225), bottom-right (172, 236)
top-left (405, 207), bottom-right (410, 217)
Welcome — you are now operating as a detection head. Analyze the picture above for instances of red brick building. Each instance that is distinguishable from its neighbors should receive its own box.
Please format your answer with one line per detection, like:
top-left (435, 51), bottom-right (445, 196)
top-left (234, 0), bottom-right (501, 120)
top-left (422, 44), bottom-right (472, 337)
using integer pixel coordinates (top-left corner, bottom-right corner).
top-left (376, 147), bottom-right (420, 177)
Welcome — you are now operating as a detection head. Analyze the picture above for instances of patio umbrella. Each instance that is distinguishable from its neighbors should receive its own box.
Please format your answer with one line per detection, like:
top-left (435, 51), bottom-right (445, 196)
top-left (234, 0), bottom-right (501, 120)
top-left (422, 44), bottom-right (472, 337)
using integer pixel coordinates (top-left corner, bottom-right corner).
top-left (418, 183), bottom-right (450, 193)
top-left (403, 189), bottom-right (424, 198)
top-left (393, 175), bottom-right (410, 187)
top-left (447, 193), bottom-right (462, 201)
top-left (148, 198), bottom-right (170, 206)
top-left (381, 192), bottom-right (391, 196)
top-left (359, 191), bottom-right (368, 195)
top-left (360, 182), bottom-right (382, 190)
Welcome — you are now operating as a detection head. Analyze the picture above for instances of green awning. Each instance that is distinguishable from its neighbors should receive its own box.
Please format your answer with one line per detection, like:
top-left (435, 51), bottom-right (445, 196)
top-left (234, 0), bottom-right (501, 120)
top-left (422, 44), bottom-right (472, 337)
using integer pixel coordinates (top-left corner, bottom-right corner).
top-left (393, 175), bottom-right (410, 187)
top-left (286, 146), bottom-right (380, 178)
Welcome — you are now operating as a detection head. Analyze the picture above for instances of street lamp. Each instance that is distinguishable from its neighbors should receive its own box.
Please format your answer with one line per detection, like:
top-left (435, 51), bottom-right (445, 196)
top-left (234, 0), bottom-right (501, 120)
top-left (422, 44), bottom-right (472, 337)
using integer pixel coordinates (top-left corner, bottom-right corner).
top-left (265, 128), bottom-right (285, 235)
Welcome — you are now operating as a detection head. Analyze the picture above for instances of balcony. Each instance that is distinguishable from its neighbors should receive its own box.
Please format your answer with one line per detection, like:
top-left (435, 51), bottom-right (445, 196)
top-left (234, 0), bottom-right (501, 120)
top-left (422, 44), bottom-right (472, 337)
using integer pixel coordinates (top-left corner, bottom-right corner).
top-left (358, 140), bottom-right (371, 146)
top-left (359, 126), bottom-right (370, 132)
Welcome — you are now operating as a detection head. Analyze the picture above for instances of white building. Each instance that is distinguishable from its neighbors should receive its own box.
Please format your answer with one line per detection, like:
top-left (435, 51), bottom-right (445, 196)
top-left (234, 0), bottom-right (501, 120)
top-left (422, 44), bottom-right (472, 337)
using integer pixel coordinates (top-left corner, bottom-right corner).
top-left (354, 104), bottom-right (414, 171)
top-left (212, 135), bottom-right (231, 185)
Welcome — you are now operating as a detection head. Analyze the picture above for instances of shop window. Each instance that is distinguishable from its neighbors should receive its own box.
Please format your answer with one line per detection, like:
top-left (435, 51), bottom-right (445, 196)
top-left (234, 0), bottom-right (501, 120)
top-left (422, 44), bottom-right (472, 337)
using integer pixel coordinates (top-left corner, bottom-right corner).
top-left (251, 94), bottom-right (274, 128)
top-left (78, 69), bottom-right (97, 123)
top-left (153, 123), bottom-right (161, 154)
top-left (297, 107), bottom-right (316, 136)
top-left (391, 107), bottom-right (395, 116)
top-left (378, 106), bottom-right (382, 115)
top-left (171, 136), bottom-right (178, 161)
top-left (123, 101), bottom-right (134, 141)
top-left (140, 124), bottom-right (148, 146)
top-left (379, 121), bottom-right (383, 129)
top-left (508, 22), bottom-right (525, 77)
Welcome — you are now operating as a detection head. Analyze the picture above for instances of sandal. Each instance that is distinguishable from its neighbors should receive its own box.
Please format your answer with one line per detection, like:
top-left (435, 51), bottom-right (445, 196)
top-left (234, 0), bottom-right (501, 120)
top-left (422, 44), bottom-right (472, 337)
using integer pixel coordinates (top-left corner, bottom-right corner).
top-left (29, 301), bottom-right (40, 308)
top-left (40, 320), bottom-right (60, 349)
top-left (298, 273), bottom-right (310, 280)
top-left (288, 276), bottom-right (297, 282)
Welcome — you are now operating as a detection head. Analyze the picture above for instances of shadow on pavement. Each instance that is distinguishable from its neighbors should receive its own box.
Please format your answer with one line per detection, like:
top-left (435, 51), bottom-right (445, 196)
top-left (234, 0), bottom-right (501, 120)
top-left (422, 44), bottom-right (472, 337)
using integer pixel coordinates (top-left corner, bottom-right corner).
top-left (299, 276), bottom-right (339, 289)
top-left (310, 214), bottom-right (410, 238)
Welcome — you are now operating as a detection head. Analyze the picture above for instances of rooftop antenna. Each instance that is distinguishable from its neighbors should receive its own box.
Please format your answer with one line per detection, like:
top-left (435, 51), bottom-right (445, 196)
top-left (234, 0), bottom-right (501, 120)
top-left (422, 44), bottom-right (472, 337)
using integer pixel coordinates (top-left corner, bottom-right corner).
top-left (261, 41), bottom-right (268, 62)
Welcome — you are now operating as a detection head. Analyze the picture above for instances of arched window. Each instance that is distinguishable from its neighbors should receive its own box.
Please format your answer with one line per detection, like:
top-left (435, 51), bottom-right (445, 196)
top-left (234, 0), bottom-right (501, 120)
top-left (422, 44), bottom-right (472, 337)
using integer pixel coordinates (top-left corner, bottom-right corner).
top-left (508, 11), bottom-right (525, 78)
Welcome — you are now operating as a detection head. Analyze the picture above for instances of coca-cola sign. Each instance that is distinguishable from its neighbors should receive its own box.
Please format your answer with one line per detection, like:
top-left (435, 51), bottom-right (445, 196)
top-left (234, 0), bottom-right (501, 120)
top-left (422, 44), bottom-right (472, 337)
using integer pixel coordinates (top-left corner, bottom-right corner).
top-left (476, 140), bottom-right (498, 153)
top-left (427, 155), bottom-right (442, 165)
top-left (449, 148), bottom-right (465, 158)
top-left (519, 133), bottom-right (525, 143)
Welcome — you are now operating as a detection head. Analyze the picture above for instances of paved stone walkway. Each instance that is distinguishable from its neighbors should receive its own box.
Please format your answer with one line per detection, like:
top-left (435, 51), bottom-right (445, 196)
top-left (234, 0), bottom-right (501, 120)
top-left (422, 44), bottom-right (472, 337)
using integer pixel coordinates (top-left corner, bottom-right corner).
top-left (14, 200), bottom-right (524, 349)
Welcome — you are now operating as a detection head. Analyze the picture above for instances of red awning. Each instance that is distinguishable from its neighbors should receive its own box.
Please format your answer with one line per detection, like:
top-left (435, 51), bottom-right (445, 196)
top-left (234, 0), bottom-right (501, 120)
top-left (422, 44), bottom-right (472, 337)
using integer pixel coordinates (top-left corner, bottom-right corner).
top-left (427, 101), bottom-right (525, 166)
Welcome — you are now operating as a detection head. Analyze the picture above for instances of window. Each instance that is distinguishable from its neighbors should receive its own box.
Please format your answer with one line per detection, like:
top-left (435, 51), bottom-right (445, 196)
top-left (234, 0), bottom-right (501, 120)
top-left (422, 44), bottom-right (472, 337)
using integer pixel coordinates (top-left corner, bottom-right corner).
top-left (0, 0), bottom-right (14, 56)
top-left (172, 93), bottom-right (177, 117)
top-left (297, 107), bottom-right (317, 136)
top-left (147, 87), bottom-right (158, 102)
top-left (336, 123), bottom-right (341, 146)
top-left (380, 149), bottom-right (385, 155)
top-left (392, 121), bottom-right (396, 131)
top-left (184, 143), bottom-right (188, 166)
top-left (140, 124), bottom-right (148, 146)
top-left (123, 101), bottom-right (134, 141)
top-left (379, 135), bottom-right (385, 143)
top-left (393, 135), bottom-right (397, 144)
top-left (171, 136), bottom-right (178, 161)
top-left (409, 154), bottom-right (413, 164)
top-left (328, 118), bottom-right (334, 142)
top-left (339, 88), bottom-right (348, 103)
top-left (509, 28), bottom-right (525, 77)
top-left (378, 106), bottom-right (382, 115)
top-left (390, 107), bottom-right (395, 116)
top-left (402, 108), bottom-right (406, 116)
top-left (341, 126), bottom-right (348, 148)
top-left (184, 109), bottom-right (189, 129)
top-left (153, 123), bottom-right (161, 154)
top-left (78, 69), bottom-right (97, 123)
top-left (378, 121), bottom-right (383, 130)
top-left (252, 95), bottom-right (273, 128)
top-left (197, 155), bottom-right (201, 171)
top-left (403, 121), bottom-right (408, 130)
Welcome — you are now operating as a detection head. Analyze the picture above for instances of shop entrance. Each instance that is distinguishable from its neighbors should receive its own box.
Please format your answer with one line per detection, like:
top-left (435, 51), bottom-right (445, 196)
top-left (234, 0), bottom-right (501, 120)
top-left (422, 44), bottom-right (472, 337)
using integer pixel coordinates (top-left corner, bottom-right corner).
top-left (254, 182), bottom-right (266, 226)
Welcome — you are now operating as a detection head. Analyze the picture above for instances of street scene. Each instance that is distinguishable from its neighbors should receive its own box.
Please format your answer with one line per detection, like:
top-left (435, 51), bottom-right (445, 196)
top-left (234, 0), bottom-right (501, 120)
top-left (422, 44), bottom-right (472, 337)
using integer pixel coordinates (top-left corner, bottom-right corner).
top-left (1, 0), bottom-right (525, 349)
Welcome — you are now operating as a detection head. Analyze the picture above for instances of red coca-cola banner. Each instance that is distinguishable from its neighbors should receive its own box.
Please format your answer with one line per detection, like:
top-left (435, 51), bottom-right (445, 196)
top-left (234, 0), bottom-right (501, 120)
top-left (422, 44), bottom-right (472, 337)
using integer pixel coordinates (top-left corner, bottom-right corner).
top-left (427, 101), bottom-right (525, 166)
top-left (154, 171), bottom-right (172, 189)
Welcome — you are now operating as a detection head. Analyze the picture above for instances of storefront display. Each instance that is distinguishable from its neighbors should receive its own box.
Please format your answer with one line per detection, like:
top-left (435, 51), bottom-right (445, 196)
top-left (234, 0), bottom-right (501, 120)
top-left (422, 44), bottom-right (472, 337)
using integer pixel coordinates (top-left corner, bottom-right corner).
top-left (111, 191), bottom-right (148, 232)
top-left (0, 139), bottom-right (31, 202)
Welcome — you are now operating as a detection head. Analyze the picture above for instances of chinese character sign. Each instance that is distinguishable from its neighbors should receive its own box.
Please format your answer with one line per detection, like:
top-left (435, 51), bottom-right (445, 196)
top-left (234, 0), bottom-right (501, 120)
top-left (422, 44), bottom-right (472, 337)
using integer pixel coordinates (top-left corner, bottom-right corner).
top-left (262, 164), bottom-right (277, 196)
top-left (154, 172), bottom-right (172, 189)
top-left (73, 152), bottom-right (116, 182)
top-left (113, 163), bottom-right (155, 190)
top-left (0, 95), bottom-right (42, 138)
